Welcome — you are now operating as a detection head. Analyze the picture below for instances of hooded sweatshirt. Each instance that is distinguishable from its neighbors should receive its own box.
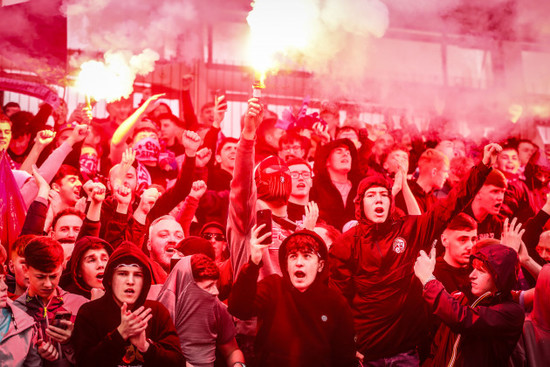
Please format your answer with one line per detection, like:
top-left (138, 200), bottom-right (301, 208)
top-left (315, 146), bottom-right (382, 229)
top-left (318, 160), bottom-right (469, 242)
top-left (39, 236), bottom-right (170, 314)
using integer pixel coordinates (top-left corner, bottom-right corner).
top-left (64, 236), bottom-right (114, 299)
top-left (423, 244), bottom-right (525, 367)
top-left (72, 243), bottom-right (184, 367)
top-left (229, 230), bottom-right (357, 367)
top-left (310, 138), bottom-right (362, 231)
top-left (156, 256), bottom-right (235, 367)
top-left (329, 161), bottom-right (492, 361)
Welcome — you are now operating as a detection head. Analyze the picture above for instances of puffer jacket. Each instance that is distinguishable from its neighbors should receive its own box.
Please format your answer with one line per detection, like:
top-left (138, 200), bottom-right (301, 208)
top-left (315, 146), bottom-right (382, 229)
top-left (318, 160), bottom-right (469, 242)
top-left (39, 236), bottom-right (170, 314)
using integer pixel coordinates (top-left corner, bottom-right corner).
top-left (0, 299), bottom-right (42, 367)
top-left (329, 161), bottom-right (491, 361)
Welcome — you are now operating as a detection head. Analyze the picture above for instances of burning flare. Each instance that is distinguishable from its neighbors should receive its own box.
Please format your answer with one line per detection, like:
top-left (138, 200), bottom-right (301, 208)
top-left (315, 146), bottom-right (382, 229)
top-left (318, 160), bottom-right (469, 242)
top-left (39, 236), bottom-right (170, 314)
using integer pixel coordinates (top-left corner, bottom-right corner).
top-left (246, 0), bottom-right (389, 89)
top-left (246, 0), bottom-right (319, 85)
top-left (75, 49), bottom-right (159, 102)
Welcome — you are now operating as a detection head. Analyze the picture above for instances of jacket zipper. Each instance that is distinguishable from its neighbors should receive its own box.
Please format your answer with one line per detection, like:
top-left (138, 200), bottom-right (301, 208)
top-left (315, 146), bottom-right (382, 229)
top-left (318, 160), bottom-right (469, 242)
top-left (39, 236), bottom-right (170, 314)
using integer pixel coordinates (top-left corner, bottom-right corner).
top-left (447, 291), bottom-right (492, 367)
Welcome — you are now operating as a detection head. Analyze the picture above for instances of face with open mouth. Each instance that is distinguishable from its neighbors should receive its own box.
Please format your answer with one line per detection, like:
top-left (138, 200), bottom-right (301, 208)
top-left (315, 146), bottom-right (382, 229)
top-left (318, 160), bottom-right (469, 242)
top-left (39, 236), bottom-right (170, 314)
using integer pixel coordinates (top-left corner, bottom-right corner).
top-left (55, 174), bottom-right (83, 206)
top-left (148, 218), bottom-right (185, 271)
top-left (289, 164), bottom-right (313, 199)
top-left (112, 265), bottom-right (144, 308)
top-left (80, 248), bottom-right (109, 290)
top-left (286, 251), bottom-right (324, 292)
top-left (362, 187), bottom-right (391, 223)
top-left (475, 185), bottom-right (506, 216)
top-left (496, 149), bottom-right (520, 176)
top-left (218, 142), bottom-right (238, 173)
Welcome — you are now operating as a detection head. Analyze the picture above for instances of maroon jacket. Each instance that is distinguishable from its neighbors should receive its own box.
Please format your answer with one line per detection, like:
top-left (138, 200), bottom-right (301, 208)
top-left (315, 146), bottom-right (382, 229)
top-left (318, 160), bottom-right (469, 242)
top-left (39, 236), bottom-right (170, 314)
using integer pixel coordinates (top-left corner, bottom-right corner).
top-left (422, 245), bottom-right (525, 366)
top-left (329, 162), bottom-right (491, 361)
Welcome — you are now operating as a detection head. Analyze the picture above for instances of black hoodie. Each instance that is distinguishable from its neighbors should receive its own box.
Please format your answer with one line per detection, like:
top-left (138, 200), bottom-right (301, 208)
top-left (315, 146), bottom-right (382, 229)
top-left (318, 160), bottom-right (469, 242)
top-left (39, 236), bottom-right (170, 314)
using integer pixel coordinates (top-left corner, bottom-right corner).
top-left (310, 138), bottom-right (362, 231)
top-left (423, 244), bottom-right (525, 366)
top-left (228, 230), bottom-right (356, 367)
top-left (72, 243), bottom-right (184, 367)
top-left (64, 236), bottom-right (114, 299)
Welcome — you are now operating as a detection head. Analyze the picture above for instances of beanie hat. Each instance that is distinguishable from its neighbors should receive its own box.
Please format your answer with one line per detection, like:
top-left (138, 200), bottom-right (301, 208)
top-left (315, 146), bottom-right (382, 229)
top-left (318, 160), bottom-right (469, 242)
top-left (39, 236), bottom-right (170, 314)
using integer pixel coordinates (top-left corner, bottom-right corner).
top-left (176, 236), bottom-right (216, 261)
top-left (483, 169), bottom-right (507, 189)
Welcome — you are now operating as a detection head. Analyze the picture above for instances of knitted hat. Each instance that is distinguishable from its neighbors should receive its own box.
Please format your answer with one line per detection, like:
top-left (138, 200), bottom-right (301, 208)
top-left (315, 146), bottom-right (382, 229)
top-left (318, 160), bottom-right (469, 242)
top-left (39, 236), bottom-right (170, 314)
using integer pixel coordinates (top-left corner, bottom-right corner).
top-left (483, 169), bottom-right (507, 189)
top-left (176, 236), bottom-right (215, 261)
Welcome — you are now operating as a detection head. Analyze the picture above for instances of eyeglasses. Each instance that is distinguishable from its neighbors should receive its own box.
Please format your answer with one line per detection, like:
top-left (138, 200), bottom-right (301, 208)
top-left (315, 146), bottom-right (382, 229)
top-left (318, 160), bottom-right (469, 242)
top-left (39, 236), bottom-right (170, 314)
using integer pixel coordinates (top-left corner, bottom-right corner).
top-left (290, 171), bottom-right (312, 179)
top-left (282, 145), bottom-right (303, 152)
top-left (202, 233), bottom-right (226, 241)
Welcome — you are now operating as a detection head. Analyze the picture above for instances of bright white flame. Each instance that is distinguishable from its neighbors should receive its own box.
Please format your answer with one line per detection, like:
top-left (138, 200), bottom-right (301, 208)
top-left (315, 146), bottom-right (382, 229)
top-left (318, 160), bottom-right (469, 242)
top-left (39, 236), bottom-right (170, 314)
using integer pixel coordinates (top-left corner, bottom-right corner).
top-left (246, 0), bottom-right (389, 82)
top-left (247, 0), bottom-right (320, 75)
top-left (75, 49), bottom-right (159, 102)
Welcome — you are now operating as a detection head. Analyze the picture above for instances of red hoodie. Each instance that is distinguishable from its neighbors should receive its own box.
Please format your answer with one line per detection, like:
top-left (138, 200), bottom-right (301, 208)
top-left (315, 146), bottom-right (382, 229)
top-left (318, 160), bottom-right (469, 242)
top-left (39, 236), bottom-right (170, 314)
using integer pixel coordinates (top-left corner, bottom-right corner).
top-left (329, 161), bottom-right (491, 361)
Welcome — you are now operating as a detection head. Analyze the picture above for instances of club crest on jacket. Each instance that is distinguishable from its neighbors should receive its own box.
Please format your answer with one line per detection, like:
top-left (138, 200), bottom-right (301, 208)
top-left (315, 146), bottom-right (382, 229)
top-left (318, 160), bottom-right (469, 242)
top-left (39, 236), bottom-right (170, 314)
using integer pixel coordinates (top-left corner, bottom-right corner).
top-left (392, 237), bottom-right (406, 254)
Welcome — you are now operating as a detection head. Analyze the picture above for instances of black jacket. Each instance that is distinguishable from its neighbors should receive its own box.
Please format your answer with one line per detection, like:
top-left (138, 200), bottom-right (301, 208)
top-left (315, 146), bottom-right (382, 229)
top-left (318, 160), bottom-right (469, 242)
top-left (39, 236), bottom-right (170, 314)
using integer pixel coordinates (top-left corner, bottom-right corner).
top-left (229, 231), bottom-right (357, 367)
top-left (73, 243), bottom-right (184, 366)
top-left (310, 139), bottom-right (362, 231)
top-left (423, 245), bottom-right (525, 366)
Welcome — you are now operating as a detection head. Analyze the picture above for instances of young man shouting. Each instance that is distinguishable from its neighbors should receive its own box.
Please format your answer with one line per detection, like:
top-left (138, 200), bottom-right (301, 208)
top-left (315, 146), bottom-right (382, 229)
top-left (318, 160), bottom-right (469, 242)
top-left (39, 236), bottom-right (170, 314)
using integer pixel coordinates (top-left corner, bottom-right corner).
top-left (72, 243), bottom-right (183, 367)
top-left (229, 226), bottom-right (356, 367)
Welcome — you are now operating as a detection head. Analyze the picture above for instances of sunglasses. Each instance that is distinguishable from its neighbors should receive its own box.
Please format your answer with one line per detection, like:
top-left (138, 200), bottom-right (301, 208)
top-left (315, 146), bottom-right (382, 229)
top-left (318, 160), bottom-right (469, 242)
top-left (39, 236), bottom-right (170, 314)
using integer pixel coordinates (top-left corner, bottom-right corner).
top-left (202, 233), bottom-right (225, 241)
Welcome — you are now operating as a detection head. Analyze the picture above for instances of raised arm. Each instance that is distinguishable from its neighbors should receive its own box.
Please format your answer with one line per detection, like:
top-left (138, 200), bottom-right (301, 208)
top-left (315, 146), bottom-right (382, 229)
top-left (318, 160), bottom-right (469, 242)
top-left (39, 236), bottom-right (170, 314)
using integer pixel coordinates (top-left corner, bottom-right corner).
top-left (228, 98), bottom-right (262, 275)
top-left (228, 224), bottom-right (273, 320)
top-left (416, 143), bottom-right (501, 250)
top-left (20, 130), bottom-right (56, 174)
top-left (110, 94), bottom-right (164, 164)
top-left (146, 130), bottom-right (200, 222)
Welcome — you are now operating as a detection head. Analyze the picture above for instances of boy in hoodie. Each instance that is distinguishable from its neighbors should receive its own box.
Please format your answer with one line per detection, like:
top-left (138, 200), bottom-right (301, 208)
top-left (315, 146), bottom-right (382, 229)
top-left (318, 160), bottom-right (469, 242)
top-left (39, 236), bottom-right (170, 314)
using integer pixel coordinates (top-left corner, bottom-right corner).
top-left (229, 227), bottom-right (356, 367)
top-left (63, 236), bottom-right (113, 300)
top-left (414, 244), bottom-right (525, 366)
top-left (72, 242), bottom-right (183, 367)
top-left (156, 253), bottom-right (244, 367)
top-left (329, 143), bottom-right (501, 365)
top-left (310, 138), bottom-right (361, 231)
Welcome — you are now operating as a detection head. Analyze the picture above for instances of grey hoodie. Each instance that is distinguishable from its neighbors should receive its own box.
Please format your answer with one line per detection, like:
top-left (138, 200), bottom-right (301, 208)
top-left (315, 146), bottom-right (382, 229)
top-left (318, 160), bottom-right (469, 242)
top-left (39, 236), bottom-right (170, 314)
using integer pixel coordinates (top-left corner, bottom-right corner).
top-left (156, 256), bottom-right (235, 367)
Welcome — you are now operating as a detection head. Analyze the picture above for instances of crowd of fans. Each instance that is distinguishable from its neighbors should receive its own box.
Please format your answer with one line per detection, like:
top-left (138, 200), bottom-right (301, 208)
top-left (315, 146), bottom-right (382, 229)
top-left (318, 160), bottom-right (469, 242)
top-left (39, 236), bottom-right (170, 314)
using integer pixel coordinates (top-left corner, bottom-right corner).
top-left (0, 77), bottom-right (549, 367)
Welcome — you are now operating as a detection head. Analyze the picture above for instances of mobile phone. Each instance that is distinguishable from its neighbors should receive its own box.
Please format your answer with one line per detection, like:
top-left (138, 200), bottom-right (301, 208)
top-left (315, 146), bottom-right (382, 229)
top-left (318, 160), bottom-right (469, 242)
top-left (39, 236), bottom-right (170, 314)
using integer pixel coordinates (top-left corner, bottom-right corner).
top-left (52, 311), bottom-right (72, 330)
top-left (213, 89), bottom-right (228, 112)
top-left (256, 209), bottom-right (272, 244)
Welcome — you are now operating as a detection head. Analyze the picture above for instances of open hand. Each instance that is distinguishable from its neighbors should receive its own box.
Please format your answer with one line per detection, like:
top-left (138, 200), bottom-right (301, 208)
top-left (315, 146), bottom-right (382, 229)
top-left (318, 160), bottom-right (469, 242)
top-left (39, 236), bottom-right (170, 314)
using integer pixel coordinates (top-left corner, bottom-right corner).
top-left (117, 303), bottom-right (153, 340)
top-left (501, 217), bottom-right (525, 253)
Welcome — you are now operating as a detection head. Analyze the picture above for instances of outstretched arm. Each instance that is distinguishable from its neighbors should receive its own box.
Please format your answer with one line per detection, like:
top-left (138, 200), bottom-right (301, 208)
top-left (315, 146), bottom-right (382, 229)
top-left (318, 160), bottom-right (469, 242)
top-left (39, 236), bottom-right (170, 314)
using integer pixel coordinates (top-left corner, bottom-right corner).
top-left (110, 94), bottom-right (164, 164)
top-left (228, 98), bottom-right (263, 276)
top-left (416, 143), bottom-right (501, 250)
